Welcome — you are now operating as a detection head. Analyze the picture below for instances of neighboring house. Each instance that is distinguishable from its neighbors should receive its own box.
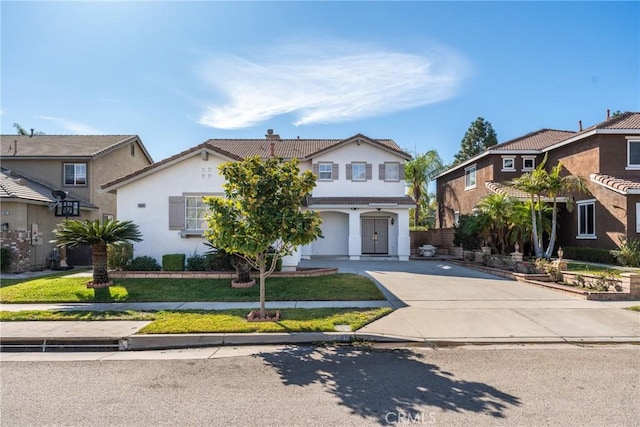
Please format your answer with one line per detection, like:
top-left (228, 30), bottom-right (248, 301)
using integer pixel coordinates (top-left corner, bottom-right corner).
top-left (102, 131), bottom-right (414, 268)
top-left (0, 135), bottom-right (153, 270)
top-left (436, 111), bottom-right (640, 251)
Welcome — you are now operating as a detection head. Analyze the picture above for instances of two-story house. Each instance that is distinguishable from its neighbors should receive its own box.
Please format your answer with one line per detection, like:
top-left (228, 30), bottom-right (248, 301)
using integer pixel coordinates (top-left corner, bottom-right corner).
top-left (0, 135), bottom-right (153, 270)
top-left (435, 111), bottom-right (640, 251)
top-left (101, 131), bottom-right (414, 268)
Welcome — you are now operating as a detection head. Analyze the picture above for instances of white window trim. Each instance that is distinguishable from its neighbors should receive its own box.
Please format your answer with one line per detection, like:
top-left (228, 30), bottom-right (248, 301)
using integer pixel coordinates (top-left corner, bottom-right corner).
top-left (453, 211), bottom-right (460, 226)
top-left (636, 202), bottom-right (640, 233)
top-left (626, 139), bottom-right (640, 170)
top-left (464, 164), bottom-right (477, 190)
top-left (184, 195), bottom-right (210, 233)
top-left (501, 156), bottom-right (515, 172)
top-left (522, 156), bottom-right (536, 172)
top-left (63, 163), bottom-right (87, 186)
top-left (318, 162), bottom-right (333, 181)
top-left (384, 162), bottom-right (400, 182)
top-left (352, 162), bottom-right (366, 181)
top-left (576, 199), bottom-right (596, 239)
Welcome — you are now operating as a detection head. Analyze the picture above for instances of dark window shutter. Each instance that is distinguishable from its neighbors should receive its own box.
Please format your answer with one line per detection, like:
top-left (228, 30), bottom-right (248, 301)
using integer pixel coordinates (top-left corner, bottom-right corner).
top-left (168, 196), bottom-right (185, 230)
top-left (399, 164), bottom-right (405, 180)
top-left (366, 163), bottom-right (372, 180)
top-left (379, 164), bottom-right (385, 180)
top-left (346, 163), bottom-right (352, 180)
top-left (332, 163), bottom-right (339, 180)
top-left (312, 163), bottom-right (319, 176)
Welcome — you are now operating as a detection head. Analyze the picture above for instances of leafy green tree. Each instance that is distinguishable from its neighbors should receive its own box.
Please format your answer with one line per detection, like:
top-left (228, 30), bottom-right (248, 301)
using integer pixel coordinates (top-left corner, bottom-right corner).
top-left (12, 123), bottom-right (45, 136)
top-left (453, 117), bottom-right (498, 165)
top-left (52, 218), bottom-right (142, 285)
top-left (405, 150), bottom-right (444, 227)
top-left (205, 156), bottom-right (323, 319)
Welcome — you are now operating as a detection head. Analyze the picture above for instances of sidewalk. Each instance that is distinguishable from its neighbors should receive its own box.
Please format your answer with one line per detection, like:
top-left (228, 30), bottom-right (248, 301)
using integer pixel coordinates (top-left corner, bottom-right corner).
top-left (1, 260), bottom-right (639, 352)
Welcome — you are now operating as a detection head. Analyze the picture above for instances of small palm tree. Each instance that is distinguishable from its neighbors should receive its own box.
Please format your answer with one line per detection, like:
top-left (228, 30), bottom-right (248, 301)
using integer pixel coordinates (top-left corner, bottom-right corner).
top-left (53, 218), bottom-right (142, 286)
top-left (13, 123), bottom-right (45, 136)
top-left (405, 150), bottom-right (444, 227)
top-left (477, 193), bottom-right (516, 254)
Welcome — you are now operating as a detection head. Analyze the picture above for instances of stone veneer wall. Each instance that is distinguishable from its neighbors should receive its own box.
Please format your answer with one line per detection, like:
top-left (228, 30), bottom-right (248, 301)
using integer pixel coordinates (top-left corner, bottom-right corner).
top-left (0, 230), bottom-right (31, 273)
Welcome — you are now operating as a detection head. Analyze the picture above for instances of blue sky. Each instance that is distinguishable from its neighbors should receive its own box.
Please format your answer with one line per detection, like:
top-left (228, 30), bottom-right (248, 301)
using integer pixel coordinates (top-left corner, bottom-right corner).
top-left (2, 1), bottom-right (638, 164)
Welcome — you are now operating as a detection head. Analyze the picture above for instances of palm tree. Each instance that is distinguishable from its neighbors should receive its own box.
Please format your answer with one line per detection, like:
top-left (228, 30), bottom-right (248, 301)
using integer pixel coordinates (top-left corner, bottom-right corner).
top-left (53, 218), bottom-right (142, 286)
top-left (405, 150), bottom-right (444, 227)
top-left (543, 161), bottom-right (588, 258)
top-left (509, 158), bottom-right (549, 257)
top-left (477, 193), bottom-right (516, 254)
top-left (13, 123), bottom-right (45, 136)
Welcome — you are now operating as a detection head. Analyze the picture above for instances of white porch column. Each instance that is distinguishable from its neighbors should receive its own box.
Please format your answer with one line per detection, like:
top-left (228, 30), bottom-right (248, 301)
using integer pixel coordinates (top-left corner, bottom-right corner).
top-left (397, 210), bottom-right (410, 261)
top-left (348, 210), bottom-right (361, 260)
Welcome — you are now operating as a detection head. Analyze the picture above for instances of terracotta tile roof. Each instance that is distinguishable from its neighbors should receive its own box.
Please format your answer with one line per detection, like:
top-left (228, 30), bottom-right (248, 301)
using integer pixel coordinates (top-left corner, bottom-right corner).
top-left (0, 168), bottom-right (97, 208)
top-left (102, 134), bottom-right (410, 191)
top-left (204, 134), bottom-right (407, 160)
top-left (485, 181), bottom-right (567, 202)
top-left (587, 112), bottom-right (640, 131)
top-left (491, 129), bottom-right (576, 151)
top-left (0, 135), bottom-right (152, 161)
top-left (306, 196), bottom-right (415, 206)
top-left (590, 173), bottom-right (640, 194)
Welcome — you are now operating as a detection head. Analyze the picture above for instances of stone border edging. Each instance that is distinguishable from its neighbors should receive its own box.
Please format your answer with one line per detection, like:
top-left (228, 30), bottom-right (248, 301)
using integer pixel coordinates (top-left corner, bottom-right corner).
top-left (449, 260), bottom-right (635, 301)
top-left (109, 267), bottom-right (338, 279)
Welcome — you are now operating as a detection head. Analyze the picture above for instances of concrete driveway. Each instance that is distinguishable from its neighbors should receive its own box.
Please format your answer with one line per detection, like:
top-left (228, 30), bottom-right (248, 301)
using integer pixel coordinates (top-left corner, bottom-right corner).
top-left (301, 259), bottom-right (640, 344)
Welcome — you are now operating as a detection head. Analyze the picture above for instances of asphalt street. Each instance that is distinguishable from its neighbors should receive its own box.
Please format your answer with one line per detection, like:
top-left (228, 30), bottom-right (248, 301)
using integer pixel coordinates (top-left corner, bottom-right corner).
top-left (1, 344), bottom-right (638, 426)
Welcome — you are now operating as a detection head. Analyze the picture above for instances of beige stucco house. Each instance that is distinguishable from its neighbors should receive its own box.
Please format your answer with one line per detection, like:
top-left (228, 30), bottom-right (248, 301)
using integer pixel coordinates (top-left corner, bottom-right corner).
top-left (0, 135), bottom-right (153, 271)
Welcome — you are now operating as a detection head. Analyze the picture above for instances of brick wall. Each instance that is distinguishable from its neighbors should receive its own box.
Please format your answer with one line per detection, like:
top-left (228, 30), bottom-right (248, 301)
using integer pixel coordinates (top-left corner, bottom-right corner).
top-left (0, 230), bottom-right (31, 273)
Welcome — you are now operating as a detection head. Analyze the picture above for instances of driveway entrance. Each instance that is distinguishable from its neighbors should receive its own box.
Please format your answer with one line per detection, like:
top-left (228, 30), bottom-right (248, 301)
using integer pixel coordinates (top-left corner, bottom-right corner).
top-left (300, 259), bottom-right (640, 343)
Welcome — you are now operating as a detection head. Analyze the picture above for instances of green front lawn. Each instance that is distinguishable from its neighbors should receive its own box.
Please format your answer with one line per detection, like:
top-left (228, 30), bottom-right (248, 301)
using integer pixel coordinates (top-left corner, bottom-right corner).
top-left (0, 307), bottom-right (392, 333)
top-left (627, 306), bottom-right (640, 312)
top-left (0, 273), bottom-right (385, 303)
top-left (566, 263), bottom-right (625, 276)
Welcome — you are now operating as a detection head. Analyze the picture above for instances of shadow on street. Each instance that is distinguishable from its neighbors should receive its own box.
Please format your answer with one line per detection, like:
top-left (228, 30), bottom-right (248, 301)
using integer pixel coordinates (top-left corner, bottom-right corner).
top-left (258, 346), bottom-right (521, 424)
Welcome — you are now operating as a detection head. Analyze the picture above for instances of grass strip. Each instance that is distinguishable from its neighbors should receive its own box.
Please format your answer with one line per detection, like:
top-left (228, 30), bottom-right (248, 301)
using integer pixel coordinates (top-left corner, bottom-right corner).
top-left (0, 307), bottom-right (392, 334)
top-left (0, 273), bottom-right (384, 303)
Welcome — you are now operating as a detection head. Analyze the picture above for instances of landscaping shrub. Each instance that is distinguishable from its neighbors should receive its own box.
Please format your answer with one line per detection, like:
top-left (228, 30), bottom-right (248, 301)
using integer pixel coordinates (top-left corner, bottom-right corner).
top-left (107, 243), bottom-right (133, 271)
top-left (186, 252), bottom-right (210, 271)
top-left (612, 236), bottom-right (640, 267)
top-left (561, 246), bottom-right (618, 265)
top-left (162, 253), bottom-right (185, 271)
top-left (208, 250), bottom-right (234, 271)
top-left (126, 256), bottom-right (161, 271)
top-left (0, 247), bottom-right (11, 272)
top-left (534, 258), bottom-right (563, 282)
top-left (453, 214), bottom-right (482, 250)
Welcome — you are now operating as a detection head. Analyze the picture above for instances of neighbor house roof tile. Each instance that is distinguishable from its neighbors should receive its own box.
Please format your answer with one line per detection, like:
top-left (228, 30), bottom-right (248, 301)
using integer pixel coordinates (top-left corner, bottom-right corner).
top-left (590, 173), bottom-right (640, 194)
top-left (0, 168), bottom-right (97, 208)
top-left (0, 135), bottom-right (144, 158)
top-left (491, 129), bottom-right (576, 151)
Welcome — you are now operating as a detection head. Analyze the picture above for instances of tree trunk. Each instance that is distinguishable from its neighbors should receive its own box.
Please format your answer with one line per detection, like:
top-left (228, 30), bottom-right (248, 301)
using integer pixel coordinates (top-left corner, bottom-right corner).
top-left (91, 242), bottom-right (109, 284)
top-left (259, 254), bottom-right (266, 319)
top-left (413, 187), bottom-right (421, 226)
top-left (545, 199), bottom-right (558, 259)
top-left (530, 197), bottom-right (543, 258)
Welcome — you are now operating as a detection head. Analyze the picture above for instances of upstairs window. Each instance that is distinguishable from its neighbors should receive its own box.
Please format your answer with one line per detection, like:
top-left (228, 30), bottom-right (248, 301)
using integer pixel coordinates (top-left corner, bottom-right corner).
top-left (318, 163), bottom-right (333, 180)
top-left (522, 156), bottom-right (536, 171)
top-left (464, 165), bottom-right (477, 190)
top-left (627, 139), bottom-right (640, 169)
top-left (502, 156), bottom-right (515, 172)
top-left (351, 162), bottom-right (366, 181)
top-left (64, 163), bottom-right (87, 186)
top-left (385, 163), bottom-right (399, 181)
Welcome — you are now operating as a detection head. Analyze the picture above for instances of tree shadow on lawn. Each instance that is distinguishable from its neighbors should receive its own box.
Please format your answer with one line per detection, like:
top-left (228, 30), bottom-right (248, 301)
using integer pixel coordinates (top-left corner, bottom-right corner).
top-left (258, 346), bottom-right (520, 424)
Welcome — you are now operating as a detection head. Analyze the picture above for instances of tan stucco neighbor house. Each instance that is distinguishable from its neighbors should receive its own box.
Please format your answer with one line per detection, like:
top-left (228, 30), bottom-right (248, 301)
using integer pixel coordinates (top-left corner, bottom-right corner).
top-left (0, 135), bottom-right (153, 271)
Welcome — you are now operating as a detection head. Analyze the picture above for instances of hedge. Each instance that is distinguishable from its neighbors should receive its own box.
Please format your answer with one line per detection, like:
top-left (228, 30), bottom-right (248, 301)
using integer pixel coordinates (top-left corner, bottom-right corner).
top-left (561, 246), bottom-right (619, 265)
top-left (162, 253), bottom-right (186, 271)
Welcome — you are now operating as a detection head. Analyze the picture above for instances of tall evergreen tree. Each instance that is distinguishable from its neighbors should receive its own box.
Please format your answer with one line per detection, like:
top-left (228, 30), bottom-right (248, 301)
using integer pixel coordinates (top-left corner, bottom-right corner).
top-left (453, 117), bottom-right (498, 165)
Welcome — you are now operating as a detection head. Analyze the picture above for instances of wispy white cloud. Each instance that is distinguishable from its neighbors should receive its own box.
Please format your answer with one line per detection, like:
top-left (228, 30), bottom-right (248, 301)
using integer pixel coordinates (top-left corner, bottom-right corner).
top-left (197, 41), bottom-right (471, 129)
top-left (35, 115), bottom-right (102, 134)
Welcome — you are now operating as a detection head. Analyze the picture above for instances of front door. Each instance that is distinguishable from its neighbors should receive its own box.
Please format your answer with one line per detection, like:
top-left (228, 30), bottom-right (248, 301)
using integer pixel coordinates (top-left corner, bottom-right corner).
top-left (361, 218), bottom-right (389, 254)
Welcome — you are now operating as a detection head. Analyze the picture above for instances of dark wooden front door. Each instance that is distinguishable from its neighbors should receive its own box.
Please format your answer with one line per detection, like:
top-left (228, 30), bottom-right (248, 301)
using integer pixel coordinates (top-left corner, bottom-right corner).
top-left (361, 218), bottom-right (389, 254)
